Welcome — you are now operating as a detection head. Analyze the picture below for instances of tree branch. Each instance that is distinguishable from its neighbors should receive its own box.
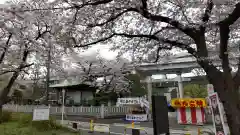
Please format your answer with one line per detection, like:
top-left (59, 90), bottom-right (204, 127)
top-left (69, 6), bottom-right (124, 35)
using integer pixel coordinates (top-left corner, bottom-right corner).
top-left (0, 33), bottom-right (12, 64)
top-left (171, 0), bottom-right (191, 24)
top-left (87, 8), bottom-right (137, 27)
top-left (219, 25), bottom-right (231, 74)
top-left (0, 43), bottom-right (31, 105)
top-left (218, 2), bottom-right (240, 26)
top-left (35, 23), bottom-right (51, 40)
top-left (16, 0), bottom-right (113, 12)
top-left (114, 32), bottom-right (196, 55)
top-left (73, 34), bottom-right (115, 47)
top-left (141, 0), bottom-right (148, 11)
top-left (135, 9), bottom-right (197, 37)
top-left (72, 8), bottom-right (79, 24)
top-left (88, 6), bottom-right (196, 38)
top-left (233, 44), bottom-right (240, 87)
top-left (74, 31), bottom-right (197, 60)
top-left (222, 3), bottom-right (240, 87)
top-left (17, 0), bottom-right (196, 39)
top-left (202, 0), bottom-right (213, 24)
top-left (216, 3), bottom-right (240, 88)
top-left (0, 63), bottom-right (34, 76)
top-left (154, 44), bottom-right (172, 63)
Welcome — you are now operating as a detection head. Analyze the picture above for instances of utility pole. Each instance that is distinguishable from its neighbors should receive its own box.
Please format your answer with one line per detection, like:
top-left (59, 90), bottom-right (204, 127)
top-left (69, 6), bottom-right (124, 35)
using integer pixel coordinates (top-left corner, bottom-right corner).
top-left (46, 35), bottom-right (51, 104)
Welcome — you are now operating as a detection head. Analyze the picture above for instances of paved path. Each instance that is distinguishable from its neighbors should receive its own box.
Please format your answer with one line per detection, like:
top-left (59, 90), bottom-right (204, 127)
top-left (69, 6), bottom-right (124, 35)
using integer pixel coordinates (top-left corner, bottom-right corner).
top-left (53, 115), bottom-right (191, 129)
top-left (59, 120), bottom-right (217, 135)
top-left (54, 115), bottom-right (230, 134)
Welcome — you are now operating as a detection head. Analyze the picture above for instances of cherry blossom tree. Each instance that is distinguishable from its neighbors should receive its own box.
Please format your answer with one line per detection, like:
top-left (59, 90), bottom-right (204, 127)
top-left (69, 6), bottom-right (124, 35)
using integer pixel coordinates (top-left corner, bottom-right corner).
top-left (35, 0), bottom-right (239, 133)
top-left (0, 0), bottom-right (67, 116)
top-left (65, 51), bottom-right (131, 93)
top-left (43, 1), bottom-right (239, 133)
top-left (3, 0), bottom-right (240, 133)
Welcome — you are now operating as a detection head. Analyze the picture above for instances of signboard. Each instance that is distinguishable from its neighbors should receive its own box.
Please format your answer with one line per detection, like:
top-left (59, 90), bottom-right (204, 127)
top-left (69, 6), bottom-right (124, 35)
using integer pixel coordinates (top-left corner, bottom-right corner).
top-left (117, 98), bottom-right (141, 105)
top-left (208, 92), bottom-right (227, 135)
top-left (171, 98), bottom-right (207, 108)
top-left (207, 84), bottom-right (214, 96)
top-left (126, 114), bottom-right (148, 121)
top-left (33, 108), bottom-right (50, 121)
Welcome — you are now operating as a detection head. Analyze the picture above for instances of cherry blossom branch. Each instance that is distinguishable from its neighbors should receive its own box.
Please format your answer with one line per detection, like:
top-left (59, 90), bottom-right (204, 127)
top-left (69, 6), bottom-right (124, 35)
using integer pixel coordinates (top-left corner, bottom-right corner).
top-left (202, 0), bottom-right (213, 24)
top-left (218, 2), bottom-right (240, 26)
top-left (0, 33), bottom-right (12, 64)
top-left (88, 7), bottom-right (196, 38)
top-left (74, 32), bottom-right (196, 57)
top-left (16, 0), bottom-right (113, 12)
top-left (0, 63), bottom-right (34, 75)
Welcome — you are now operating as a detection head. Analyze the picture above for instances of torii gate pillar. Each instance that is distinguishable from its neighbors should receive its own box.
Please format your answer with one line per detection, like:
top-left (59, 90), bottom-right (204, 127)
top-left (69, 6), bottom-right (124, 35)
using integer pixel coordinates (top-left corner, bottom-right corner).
top-left (177, 72), bottom-right (184, 98)
top-left (146, 76), bottom-right (152, 121)
top-left (146, 76), bottom-right (152, 105)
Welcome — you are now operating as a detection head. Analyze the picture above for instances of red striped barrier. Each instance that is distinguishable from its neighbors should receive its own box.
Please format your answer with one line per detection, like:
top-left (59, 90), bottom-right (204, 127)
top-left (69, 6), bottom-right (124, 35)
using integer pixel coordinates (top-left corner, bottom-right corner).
top-left (177, 107), bottom-right (205, 125)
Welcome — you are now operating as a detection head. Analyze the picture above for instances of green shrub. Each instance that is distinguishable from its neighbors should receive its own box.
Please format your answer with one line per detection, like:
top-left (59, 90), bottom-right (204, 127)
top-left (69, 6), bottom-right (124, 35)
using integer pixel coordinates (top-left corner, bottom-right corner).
top-left (0, 110), bottom-right (12, 123)
top-left (17, 113), bottom-right (62, 131)
top-left (31, 117), bottom-right (62, 131)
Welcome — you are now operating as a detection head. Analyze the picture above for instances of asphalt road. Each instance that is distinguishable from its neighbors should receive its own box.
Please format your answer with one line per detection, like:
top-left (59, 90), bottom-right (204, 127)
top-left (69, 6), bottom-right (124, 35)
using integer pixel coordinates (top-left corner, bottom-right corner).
top-left (66, 123), bottom-right (197, 135)
top-left (54, 114), bottom-right (221, 135)
top-left (53, 114), bottom-right (188, 129)
top-left (60, 119), bottom-right (206, 135)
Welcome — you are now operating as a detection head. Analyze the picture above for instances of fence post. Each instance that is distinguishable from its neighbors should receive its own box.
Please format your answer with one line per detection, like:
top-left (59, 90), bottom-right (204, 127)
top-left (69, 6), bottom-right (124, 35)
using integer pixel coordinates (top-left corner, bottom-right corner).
top-left (55, 107), bottom-right (58, 114)
top-left (100, 104), bottom-right (105, 119)
top-left (80, 106), bottom-right (83, 113)
top-left (72, 106), bottom-right (74, 114)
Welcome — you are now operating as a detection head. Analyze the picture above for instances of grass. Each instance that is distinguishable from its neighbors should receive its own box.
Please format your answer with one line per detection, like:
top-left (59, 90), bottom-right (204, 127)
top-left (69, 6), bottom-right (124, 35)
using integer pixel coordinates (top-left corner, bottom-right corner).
top-left (0, 112), bottom-right (79, 135)
top-left (0, 122), bottom-right (79, 135)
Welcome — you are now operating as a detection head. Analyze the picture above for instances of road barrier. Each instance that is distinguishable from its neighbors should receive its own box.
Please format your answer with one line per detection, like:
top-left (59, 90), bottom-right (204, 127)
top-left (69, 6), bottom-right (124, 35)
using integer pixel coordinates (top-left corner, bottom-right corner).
top-left (87, 119), bottom-right (111, 134)
top-left (93, 124), bottom-right (110, 135)
top-left (67, 121), bottom-right (89, 129)
top-left (68, 120), bottom-right (111, 134)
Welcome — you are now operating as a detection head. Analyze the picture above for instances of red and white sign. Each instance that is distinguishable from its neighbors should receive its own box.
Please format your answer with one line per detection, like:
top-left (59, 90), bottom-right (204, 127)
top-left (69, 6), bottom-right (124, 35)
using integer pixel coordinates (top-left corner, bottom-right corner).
top-left (209, 92), bottom-right (227, 135)
top-left (177, 107), bottom-right (205, 125)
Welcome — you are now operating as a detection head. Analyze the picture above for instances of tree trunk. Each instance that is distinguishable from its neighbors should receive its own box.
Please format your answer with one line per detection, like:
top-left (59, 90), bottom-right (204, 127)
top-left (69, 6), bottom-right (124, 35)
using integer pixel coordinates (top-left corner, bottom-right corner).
top-left (224, 98), bottom-right (240, 135)
top-left (212, 80), bottom-right (240, 135)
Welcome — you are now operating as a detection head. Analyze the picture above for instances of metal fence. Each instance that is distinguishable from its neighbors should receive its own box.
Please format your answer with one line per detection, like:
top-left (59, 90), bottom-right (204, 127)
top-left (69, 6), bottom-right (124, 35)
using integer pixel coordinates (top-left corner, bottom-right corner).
top-left (3, 104), bottom-right (131, 118)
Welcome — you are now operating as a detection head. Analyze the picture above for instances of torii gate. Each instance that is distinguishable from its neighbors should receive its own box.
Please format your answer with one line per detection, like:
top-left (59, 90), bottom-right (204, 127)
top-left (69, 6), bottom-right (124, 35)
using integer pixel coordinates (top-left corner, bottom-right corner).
top-left (133, 52), bottom-right (238, 105)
